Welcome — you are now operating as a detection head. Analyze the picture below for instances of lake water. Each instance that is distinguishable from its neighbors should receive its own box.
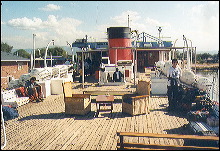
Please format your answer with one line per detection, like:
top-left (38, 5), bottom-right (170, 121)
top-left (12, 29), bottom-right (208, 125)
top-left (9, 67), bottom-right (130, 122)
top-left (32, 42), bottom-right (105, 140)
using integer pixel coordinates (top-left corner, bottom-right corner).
top-left (196, 70), bottom-right (219, 102)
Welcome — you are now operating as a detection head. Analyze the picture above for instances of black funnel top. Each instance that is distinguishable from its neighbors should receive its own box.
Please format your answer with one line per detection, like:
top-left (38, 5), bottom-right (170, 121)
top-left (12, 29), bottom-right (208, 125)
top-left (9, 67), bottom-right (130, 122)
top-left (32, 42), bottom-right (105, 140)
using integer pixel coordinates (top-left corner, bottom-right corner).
top-left (107, 27), bottom-right (131, 39)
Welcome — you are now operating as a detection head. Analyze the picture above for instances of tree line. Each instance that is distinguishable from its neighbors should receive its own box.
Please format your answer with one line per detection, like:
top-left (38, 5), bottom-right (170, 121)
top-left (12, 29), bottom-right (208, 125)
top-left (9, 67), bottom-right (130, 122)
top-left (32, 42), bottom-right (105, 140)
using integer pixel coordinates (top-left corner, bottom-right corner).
top-left (175, 50), bottom-right (219, 64)
top-left (1, 42), bottom-right (68, 59)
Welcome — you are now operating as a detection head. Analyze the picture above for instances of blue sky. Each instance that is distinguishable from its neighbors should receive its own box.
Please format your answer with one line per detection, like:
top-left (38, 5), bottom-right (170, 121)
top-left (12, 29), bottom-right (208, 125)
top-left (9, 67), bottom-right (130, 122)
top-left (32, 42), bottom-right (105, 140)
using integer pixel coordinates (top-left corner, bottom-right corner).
top-left (1, 1), bottom-right (219, 53)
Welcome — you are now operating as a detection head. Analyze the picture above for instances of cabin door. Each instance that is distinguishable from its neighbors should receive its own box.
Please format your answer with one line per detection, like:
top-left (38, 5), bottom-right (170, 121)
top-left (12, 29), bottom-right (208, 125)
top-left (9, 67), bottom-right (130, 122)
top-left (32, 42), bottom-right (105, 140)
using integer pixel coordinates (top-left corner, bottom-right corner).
top-left (137, 51), bottom-right (148, 72)
top-left (148, 51), bottom-right (159, 66)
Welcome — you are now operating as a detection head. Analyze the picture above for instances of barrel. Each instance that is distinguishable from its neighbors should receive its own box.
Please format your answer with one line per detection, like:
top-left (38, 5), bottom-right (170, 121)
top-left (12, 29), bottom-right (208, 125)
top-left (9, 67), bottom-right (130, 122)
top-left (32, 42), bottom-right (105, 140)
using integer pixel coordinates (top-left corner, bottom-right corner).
top-left (107, 27), bottom-right (133, 64)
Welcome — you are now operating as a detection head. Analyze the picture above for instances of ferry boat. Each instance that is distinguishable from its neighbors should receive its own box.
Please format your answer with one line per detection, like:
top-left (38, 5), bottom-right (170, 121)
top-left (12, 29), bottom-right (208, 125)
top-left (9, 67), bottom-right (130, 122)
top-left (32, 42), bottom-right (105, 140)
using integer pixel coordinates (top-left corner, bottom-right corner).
top-left (1, 27), bottom-right (219, 150)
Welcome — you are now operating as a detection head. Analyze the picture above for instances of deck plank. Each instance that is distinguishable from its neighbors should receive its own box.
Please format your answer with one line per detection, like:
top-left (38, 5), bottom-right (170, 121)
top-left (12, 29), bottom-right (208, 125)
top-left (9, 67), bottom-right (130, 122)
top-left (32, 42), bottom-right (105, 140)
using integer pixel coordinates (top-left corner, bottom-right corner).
top-left (99, 103), bottom-right (122, 150)
top-left (2, 91), bottom-right (194, 150)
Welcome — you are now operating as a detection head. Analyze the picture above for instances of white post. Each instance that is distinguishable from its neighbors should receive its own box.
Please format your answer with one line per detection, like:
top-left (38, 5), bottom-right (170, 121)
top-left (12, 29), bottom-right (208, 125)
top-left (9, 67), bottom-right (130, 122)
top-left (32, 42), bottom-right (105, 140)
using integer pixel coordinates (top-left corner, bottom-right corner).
top-left (169, 51), bottom-right (171, 61)
top-left (189, 39), bottom-right (193, 67)
top-left (33, 34), bottom-right (36, 69)
top-left (173, 39), bottom-right (178, 59)
top-left (194, 47), bottom-right (196, 74)
top-left (44, 40), bottom-right (54, 68)
top-left (186, 42), bottom-right (190, 70)
top-left (161, 51), bottom-right (164, 61)
top-left (30, 51), bottom-right (33, 71)
top-left (50, 53), bottom-right (52, 67)
top-left (133, 30), bottom-right (138, 86)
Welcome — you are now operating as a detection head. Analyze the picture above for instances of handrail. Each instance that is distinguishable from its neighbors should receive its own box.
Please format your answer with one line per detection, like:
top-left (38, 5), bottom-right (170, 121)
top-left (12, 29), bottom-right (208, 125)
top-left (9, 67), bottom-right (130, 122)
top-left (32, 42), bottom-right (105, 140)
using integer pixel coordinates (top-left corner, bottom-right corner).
top-left (117, 132), bottom-right (219, 150)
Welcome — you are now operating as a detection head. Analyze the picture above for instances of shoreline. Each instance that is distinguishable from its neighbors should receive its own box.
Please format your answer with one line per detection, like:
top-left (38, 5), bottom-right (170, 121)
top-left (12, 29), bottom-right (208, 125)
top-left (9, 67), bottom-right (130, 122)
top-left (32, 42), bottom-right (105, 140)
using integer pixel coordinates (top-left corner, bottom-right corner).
top-left (191, 63), bottom-right (219, 71)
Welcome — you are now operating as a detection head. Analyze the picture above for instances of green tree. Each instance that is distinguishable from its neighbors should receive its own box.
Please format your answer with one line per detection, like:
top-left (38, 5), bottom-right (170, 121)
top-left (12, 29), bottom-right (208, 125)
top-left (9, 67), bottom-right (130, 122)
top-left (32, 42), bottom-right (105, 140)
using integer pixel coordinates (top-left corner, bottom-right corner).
top-left (200, 53), bottom-right (212, 60)
top-left (212, 51), bottom-right (219, 60)
top-left (1, 42), bottom-right (13, 53)
top-left (38, 46), bottom-right (67, 58)
top-left (13, 49), bottom-right (30, 59)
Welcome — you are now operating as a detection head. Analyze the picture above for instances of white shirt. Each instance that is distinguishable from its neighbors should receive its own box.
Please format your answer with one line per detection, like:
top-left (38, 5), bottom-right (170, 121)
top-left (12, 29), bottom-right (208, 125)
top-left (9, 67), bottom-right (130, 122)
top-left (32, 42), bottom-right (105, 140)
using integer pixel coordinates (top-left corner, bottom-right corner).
top-left (167, 66), bottom-right (182, 86)
top-left (116, 71), bottom-right (119, 79)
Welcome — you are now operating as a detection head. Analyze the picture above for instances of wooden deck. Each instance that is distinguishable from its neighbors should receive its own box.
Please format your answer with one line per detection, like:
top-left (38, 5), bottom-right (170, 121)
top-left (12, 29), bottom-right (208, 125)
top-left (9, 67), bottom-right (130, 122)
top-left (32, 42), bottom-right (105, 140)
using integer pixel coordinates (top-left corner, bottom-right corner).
top-left (1, 93), bottom-right (191, 150)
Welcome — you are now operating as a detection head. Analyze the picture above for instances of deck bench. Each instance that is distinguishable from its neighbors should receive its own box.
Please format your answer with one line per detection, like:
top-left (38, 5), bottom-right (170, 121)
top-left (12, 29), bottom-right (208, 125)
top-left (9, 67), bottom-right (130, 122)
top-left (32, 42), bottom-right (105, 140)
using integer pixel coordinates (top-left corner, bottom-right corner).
top-left (117, 132), bottom-right (219, 150)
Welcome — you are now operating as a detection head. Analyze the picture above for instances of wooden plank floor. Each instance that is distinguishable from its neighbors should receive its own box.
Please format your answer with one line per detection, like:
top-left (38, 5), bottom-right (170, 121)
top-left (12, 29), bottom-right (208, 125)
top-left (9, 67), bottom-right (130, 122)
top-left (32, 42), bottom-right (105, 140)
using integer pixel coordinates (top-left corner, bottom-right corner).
top-left (1, 93), bottom-right (191, 150)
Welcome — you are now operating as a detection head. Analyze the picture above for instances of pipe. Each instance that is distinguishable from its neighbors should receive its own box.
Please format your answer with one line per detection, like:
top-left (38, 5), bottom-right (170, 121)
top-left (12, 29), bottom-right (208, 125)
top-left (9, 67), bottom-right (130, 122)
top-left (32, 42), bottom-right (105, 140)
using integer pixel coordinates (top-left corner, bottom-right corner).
top-left (44, 40), bottom-right (54, 68)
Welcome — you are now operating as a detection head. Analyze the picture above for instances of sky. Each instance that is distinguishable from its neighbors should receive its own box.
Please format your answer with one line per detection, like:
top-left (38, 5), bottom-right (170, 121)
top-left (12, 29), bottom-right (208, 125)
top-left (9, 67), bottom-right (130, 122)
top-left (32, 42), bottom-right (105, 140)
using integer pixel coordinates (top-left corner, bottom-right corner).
top-left (1, 1), bottom-right (219, 54)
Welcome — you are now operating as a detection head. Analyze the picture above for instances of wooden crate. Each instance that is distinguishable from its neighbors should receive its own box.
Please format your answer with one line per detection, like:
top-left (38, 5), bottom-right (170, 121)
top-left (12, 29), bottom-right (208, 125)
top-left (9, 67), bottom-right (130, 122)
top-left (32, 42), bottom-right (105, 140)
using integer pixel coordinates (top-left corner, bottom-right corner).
top-left (136, 80), bottom-right (151, 95)
top-left (64, 94), bottom-right (91, 115)
top-left (122, 94), bottom-right (150, 116)
top-left (63, 82), bottom-right (91, 115)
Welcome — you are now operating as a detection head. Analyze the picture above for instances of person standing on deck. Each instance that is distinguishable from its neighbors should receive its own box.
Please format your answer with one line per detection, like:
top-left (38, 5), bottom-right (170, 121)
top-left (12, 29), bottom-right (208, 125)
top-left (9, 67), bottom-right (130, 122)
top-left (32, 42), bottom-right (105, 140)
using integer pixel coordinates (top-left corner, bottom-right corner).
top-left (167, 59), bottom-right (182, 111)
top-left (113, 68), bottom-right (123, 82)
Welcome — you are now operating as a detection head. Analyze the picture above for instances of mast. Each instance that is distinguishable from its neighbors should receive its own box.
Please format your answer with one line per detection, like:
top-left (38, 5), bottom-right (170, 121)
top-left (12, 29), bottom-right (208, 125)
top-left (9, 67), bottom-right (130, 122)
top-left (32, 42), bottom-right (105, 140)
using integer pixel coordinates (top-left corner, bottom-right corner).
top-left (128, 15), bottom-right (129, 27)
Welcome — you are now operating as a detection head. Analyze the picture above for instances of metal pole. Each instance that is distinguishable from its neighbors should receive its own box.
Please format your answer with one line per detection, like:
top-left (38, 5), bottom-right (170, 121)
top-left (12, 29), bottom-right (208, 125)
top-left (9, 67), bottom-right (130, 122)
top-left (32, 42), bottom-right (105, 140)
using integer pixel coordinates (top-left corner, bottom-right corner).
top-left (195, 47), bottom-right (196, 74)
top-left (173, 39), bottom-right (178, 59)
top-left (82, 35), bottom-right (87, 89)
top-left (186, 41), bottom-right (190, 70)
top-left (183, 35), bottom-right (186, 69)
top-left (133, 48), bottom-right (135, 85)
top-left (71, 47), bottom-right (74, 64)
top-left (33, 34), bottom-right (36, 68)
top-left (134, 30), bottom-right (138, 86)
top-left (1, 104), bottom-right (7, 150)
top-left (187, 39), bottom-right (193, 68)
top-left (82, 48), bottom-right (85, 88)
top-left (30, 51), bottom-right (33, 70)
top-left (128, 15), bottom-right (129, 27)
top-left (135, 43), bottom-right (137, 82)
top-left (158, 27), bottom-right (162, 47)
top-left (190, 41), bottom-right (193, 67)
